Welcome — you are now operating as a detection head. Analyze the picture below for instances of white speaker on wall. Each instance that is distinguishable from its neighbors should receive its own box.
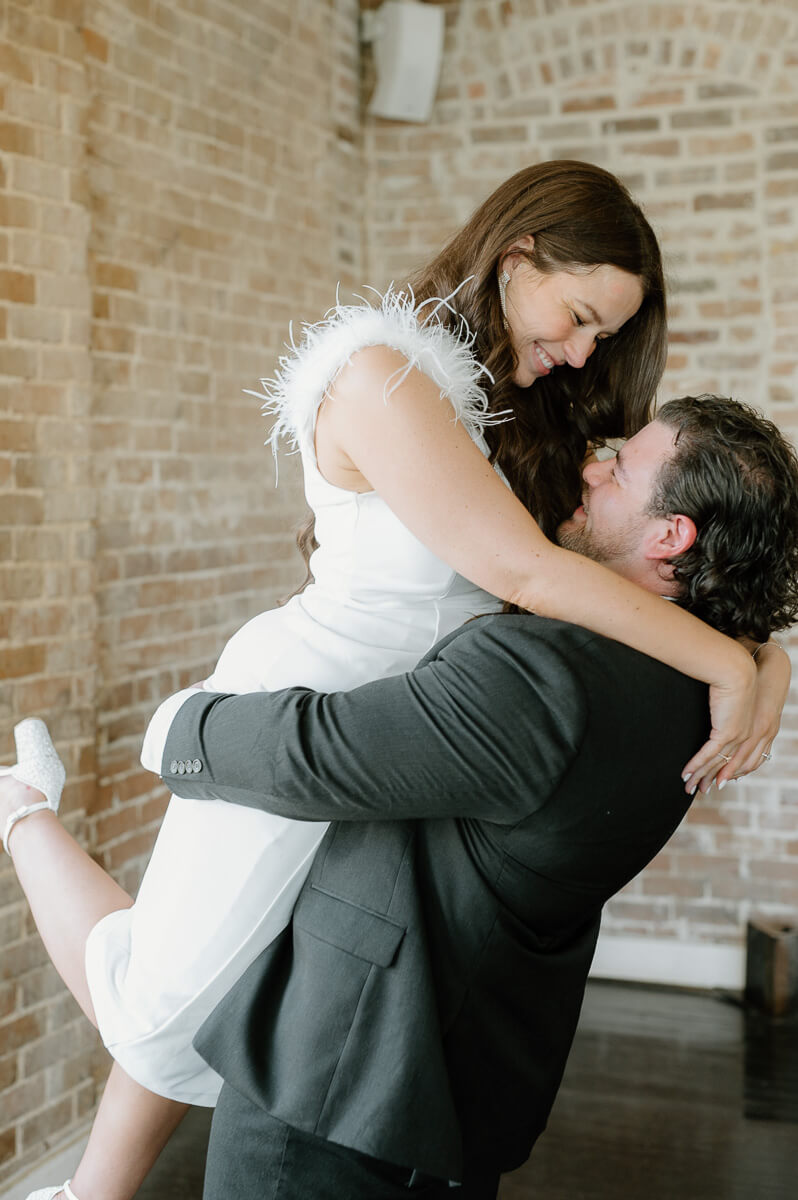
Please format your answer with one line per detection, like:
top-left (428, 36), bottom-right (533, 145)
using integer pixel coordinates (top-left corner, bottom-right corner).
top-left (363, 1), bottom-right (445, 124)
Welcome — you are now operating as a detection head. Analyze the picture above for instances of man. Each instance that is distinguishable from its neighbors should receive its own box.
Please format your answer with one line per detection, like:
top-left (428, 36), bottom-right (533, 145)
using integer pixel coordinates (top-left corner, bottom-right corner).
top-left (160, 395), bottom-right (798, 1199)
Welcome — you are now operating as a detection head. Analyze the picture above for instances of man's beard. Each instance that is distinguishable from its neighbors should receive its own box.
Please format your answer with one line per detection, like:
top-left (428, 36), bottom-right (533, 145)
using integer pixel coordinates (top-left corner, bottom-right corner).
top-left (556, 514), bottom-right (647, 568)
top-left (557, 505), bottom-right (683, 600)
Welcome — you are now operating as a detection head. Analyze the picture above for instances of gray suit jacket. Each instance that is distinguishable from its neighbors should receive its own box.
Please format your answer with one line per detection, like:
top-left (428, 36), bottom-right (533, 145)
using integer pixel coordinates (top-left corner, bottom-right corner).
top-left (162, 615), bottom-right (707, 1181)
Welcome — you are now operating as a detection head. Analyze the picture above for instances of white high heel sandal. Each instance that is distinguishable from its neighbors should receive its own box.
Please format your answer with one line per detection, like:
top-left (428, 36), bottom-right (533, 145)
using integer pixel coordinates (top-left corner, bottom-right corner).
top-left (25, 1181), bottom-right (79, 1200)
top-left (1, 718), bottom-right (66, 854)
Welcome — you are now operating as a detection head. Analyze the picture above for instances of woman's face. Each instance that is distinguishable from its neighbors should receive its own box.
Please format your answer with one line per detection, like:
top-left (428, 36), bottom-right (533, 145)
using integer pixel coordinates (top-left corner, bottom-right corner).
top-left (500, 240), bottom-right (644, 389)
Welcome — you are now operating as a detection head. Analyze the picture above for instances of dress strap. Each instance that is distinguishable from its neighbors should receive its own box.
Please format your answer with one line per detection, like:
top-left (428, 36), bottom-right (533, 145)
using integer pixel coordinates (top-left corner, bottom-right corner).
top-left (250, 285), bottom-right (510, 470)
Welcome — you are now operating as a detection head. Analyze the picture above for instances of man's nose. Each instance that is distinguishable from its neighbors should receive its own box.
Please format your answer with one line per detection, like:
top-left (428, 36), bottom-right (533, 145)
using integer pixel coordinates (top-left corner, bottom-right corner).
top-left (582, 457), bottom-right (611, 486)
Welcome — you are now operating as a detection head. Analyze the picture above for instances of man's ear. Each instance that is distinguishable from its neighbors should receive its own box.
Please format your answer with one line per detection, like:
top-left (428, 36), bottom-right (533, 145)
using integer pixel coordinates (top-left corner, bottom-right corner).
top-left (645, 514), bottom-right (697, 561)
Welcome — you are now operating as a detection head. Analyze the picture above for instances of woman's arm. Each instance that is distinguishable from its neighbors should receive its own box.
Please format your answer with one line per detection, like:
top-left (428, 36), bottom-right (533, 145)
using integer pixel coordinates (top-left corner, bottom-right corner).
top-left (318, 346), bottom-right (756, 788)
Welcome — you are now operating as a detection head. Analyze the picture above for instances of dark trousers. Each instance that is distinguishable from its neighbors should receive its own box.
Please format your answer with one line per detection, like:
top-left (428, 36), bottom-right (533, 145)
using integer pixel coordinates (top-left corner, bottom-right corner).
top-left (203, 1082), bottom-right (500, 1199)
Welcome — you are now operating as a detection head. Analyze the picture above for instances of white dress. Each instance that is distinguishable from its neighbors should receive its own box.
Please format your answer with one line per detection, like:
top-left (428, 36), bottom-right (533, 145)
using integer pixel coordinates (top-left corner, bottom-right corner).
top-left (84, 289), bottom-right (505, 1105)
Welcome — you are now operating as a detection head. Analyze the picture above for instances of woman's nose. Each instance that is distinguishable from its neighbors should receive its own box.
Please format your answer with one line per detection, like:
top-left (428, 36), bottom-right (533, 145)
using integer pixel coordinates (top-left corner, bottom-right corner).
top-left (564, 330), bottom-right (597, 370)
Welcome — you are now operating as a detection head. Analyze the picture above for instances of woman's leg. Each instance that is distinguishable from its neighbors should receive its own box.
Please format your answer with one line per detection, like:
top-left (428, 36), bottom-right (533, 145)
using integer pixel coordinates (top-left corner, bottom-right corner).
top-left (1, 779), bottom-right (131, 1024)
top-left (68, 1064), bottom-right (190, 1200)
top-left (1, 779), bottom-right (190, 1200)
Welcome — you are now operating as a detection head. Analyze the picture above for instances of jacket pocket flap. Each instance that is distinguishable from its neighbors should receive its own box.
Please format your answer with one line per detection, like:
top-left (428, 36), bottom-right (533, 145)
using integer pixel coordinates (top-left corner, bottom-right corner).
top-left (294, 885), bottom-right (406, 967)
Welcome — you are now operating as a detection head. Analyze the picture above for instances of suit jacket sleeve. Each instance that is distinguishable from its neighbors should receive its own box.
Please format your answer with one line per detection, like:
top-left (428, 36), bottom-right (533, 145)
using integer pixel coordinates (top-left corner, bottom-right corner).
top-left (161, 617), bottom-right (587, 824)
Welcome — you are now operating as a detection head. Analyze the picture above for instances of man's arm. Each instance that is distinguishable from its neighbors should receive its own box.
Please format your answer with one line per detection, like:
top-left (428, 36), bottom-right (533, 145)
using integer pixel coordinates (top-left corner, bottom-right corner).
top-left (161, 617), bottom-right (587, 825)
top-left (141, 684), bottom-right (205, 773)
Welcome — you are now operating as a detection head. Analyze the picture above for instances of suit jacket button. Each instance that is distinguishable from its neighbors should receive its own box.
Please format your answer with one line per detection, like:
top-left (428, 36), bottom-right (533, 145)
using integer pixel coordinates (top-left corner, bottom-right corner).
top-left (192, 759), bottom-right (203, 773)
top-left (177, 760), bottom-right (186, 774)
top-left (170, 761), bottom-right (178, 774)
top-left (185, 761), bottom-right (193, 774)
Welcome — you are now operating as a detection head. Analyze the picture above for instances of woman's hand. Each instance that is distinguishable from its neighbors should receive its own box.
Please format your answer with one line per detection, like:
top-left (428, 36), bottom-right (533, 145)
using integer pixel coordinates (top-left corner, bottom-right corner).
top-left (682, 642), bottom-right (790, 794)
top-left (681, 655), bottom-right (757, 794)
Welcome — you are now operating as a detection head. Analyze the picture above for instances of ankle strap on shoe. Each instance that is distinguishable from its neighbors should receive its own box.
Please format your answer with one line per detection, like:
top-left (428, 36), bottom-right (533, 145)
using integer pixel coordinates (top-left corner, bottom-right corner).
top-left (62, 1181), bottom-right (80, 1200)
top-left (3, 800), bottom-right (50, 855)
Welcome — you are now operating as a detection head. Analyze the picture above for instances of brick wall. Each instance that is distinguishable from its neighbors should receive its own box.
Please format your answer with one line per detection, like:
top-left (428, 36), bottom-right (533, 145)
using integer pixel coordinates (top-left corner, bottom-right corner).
top-left (0, 0), bottom-right (363, 1183)
top-left (0, 0), bottom-right (98, 1172)
top-left (86, 0), bottom-right (362, 893)
top-left (361, 0), bottom-right (798, 973)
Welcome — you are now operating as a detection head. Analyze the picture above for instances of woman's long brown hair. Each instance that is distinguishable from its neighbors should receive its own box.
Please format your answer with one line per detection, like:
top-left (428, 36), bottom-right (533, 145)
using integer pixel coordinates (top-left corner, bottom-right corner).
top-left (287, 160), bottom-right (667, 596)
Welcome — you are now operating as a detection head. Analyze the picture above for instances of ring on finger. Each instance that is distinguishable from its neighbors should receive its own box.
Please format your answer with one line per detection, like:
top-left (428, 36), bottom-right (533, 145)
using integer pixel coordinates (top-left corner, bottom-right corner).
top-left (761, 750), bottom-right (772, 762)
top-left (719, 753), bottom-right (732, 763)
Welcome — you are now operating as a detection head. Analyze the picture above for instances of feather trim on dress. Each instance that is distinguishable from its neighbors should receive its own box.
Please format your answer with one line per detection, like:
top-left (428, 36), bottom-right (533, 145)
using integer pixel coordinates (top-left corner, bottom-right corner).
top-left (250, 285), bottom-right (510, 461)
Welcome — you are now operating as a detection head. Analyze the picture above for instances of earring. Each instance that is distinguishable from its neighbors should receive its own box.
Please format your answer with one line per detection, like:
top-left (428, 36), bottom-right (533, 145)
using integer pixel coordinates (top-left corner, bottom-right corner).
top-left (498, 269), bottom-right (510, 330)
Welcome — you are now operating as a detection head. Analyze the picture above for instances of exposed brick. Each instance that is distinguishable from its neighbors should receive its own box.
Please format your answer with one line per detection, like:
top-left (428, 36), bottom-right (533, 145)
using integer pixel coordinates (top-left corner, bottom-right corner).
top-left (0, 41), bottom-right (35, 84)
top-left (19, 1096), bottom-right (74, 1154)
top-left (698, 298), bottom-right (762, 319)
top-left (0, 1056), bottom-right (18, 1094)
top-left (17, 963), bottom-right (67, 1009)
top-left (671, 108), bottom-right (733, 130)
top-left (0, 645), bottom-right (47, 680)
top-left (563, 94), bottom-right (616, 113)
top-left (767, 151), bottom-right (798, 172)
top-left (9, 307), bottom-right (64, 342)
top-left (469, 124), bottom-right (528, 144)
top-left (694, 191), bottom-right (755, 211)
top-left (620, 137), bottom-right (681, 156)
top-left (602, 116), bottom-right (660, 134)
top-left (749, 860), bottom-right (798, 884)
top-left (20, 1018), bottom-right (96, 1079)
top-left (0, 120), bottom-right (37, 156)
top-left (93, 262), bottom-right (138, 292)
top-left (0, 1127), bottom-right (15, 1167)
top-left (675, 902), bottom-right (738, 927)
top-left (101, 830), bottom-right (158, 871)
top-left (80, 27), bottom-right (108, 61)
top-left (1, 1076), bottom-right (46, 1123)
top-left (0, 269), bottom-right (35, 303)
top-left (0, 494), bottom-right (45, 527)
top-left (0, 1011), bottom-right (47, 1058)
top-left (669, 330), bottom-right (720, 344)
top-left (0, 566), bottom-right (44, 603)
top-left (0, 981), bottom-right (16, 1020)
top-left (0, 420), bottom-right (36, 452)
top-left (0, 196), bottom-right (37, 229)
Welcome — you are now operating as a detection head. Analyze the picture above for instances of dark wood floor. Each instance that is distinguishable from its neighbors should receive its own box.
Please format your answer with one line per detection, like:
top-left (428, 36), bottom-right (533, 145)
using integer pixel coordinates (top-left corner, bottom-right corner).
top-left (136, 981), bottom-right (798, 1198)
top-left (499, 982), bottom-right (798, 1199)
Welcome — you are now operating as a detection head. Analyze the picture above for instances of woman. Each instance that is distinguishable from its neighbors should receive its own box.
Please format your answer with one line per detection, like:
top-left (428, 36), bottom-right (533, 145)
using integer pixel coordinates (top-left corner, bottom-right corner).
top-left (1, 161), bottom-right (787, 1200)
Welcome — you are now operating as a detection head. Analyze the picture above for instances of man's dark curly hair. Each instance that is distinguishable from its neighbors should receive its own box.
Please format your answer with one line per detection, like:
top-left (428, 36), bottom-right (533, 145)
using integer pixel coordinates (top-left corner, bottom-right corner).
top-left (651, 395), bottom-right (798, 641)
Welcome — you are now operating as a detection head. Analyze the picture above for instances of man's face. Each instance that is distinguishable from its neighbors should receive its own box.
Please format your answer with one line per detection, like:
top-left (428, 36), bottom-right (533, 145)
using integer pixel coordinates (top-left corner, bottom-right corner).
top-left (557, 420), bottom-right (678, 582)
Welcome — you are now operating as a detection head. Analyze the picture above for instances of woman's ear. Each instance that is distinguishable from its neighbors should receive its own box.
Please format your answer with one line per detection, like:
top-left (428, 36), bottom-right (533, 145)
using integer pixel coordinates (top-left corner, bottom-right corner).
top-left (500, 234), bottom-right (535, 276)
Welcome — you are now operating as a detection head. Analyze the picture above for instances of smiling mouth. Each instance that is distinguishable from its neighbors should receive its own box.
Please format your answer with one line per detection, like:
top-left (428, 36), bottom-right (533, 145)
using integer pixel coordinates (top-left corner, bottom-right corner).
top-left (534, 343), bottom-right (555, 372)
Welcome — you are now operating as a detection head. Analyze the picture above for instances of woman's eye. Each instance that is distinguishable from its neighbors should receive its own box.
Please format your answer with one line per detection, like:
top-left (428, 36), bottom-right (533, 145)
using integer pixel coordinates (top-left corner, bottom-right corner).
top-left (571, 311), bottom-right (585, 327)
